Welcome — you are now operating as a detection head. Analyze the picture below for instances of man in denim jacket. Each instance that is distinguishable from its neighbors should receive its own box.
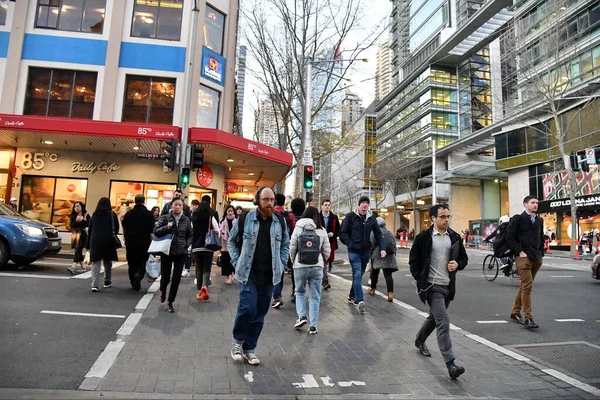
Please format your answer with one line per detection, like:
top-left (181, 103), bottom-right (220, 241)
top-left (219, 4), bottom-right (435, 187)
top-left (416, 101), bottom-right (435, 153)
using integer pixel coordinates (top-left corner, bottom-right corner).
top-left (227, 186), bottom-right (290, 365)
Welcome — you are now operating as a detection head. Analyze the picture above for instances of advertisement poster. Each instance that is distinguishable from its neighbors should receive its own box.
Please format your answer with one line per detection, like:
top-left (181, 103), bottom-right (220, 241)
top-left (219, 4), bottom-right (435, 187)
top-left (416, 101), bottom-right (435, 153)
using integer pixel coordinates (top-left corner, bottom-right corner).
top-left (20, 176), bottom-right (55, 223)
top-left (51, 178), bottom-right (88, 231)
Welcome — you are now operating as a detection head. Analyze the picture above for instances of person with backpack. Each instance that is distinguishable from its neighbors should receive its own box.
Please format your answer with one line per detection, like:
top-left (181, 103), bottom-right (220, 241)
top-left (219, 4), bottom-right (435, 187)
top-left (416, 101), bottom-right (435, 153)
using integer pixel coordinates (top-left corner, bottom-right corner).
top-left (484, 215), bottom-right (512, 276)
top-left (339, 195), bottom-right (386, 313)
top-left (289, 206), bottom-right (331, 334)
top-left (271, 193), bottom-right (295, 309)
top-left (289, 197), bottom-right (307, 303)
top-left (368, 217), bottom-right (398, 302)
top-left (227, 186), bottom-right (290, 365)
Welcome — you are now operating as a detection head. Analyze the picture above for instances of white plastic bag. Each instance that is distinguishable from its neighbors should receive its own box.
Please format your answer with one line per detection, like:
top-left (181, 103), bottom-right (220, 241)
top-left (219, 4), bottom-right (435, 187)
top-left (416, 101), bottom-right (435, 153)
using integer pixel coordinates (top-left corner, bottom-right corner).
top-left (148, 234), bottom-right (173, 255)
top-left (83, 251), bottom-right (91, 266)
top-left (146, 255), bottom-right (160, 282)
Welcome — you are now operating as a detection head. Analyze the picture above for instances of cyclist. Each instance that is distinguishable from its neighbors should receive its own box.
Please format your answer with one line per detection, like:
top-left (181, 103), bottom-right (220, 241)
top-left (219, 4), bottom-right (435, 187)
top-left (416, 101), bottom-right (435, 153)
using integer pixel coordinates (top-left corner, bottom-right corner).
top-left (484, 215), bottom-right (512, 276)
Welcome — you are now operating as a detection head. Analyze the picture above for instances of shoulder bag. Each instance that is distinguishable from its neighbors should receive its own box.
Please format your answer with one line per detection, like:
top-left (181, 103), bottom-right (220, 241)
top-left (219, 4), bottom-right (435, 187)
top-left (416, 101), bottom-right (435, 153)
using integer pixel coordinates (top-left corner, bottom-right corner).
top-left (111, 211), bottom-right (123, 249)
top-left (205, 215), bottom-right (222, 251)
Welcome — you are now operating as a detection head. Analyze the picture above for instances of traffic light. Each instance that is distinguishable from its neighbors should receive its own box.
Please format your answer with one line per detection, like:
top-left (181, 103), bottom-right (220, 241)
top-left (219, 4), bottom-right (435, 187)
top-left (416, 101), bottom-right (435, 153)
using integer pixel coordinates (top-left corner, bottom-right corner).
top-left (180, 167), bottom-right (190, 186)
top-left (303, 165), bottom-right (314, 189)
top-left (191, 144), bottom-right (204, 170)
top-left (595, 148), bottom-right (600, 165)
top-left (305, 191), bottom-right (314, 203)
top-left (164, 139), bottom-right (177, 171)
top-left (578, 151), bottom-right (589, 172)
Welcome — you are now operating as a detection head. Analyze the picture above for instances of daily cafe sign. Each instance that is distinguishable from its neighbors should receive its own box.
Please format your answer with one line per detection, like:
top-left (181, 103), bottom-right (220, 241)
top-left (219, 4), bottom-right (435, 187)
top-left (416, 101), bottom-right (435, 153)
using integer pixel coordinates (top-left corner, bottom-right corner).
top-left (72, 161), bottom-right (120, 174)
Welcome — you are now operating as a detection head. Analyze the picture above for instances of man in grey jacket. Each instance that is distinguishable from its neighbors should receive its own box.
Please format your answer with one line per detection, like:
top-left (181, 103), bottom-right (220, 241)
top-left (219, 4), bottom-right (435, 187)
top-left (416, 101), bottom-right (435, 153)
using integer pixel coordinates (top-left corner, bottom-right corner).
top-left (227, 186), bottom-right (290, 365)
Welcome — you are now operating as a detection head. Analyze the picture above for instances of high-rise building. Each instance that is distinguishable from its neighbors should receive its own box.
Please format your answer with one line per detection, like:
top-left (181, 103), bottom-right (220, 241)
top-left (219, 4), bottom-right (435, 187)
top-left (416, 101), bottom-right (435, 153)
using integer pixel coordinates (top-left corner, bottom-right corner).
top-left (375, 37), bottom-right (393, 100)
top-left (341, 92), bottom-right (363, 135)
top-left (256, 99), bottom-right (280, 148)
top-left (235, 45), bottom-right (247, 136)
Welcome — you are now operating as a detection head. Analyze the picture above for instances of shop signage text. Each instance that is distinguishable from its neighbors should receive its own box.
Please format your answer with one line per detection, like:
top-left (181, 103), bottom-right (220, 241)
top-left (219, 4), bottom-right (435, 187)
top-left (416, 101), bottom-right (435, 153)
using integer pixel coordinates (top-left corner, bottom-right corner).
top-left (21, 152), bottom-right (58, 170)
top-left (71, 162), bottom-right (121, 174)
top-left (197, 165), bottom-right (214, 187)
top-left (549, 196), bottom-right (600, 208)
top-left (200, 47), bottom-right (226, 86)
top-left (133, 153), bottom-right (167, 160)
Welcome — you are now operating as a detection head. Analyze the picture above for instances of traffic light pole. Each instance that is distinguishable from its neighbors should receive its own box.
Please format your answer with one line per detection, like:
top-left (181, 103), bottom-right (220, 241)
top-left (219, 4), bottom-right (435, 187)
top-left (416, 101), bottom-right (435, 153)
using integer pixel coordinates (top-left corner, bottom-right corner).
top-left (302, 59), bottom-right (313, 174)
top-left (178, 0), bottom-right (200, 188)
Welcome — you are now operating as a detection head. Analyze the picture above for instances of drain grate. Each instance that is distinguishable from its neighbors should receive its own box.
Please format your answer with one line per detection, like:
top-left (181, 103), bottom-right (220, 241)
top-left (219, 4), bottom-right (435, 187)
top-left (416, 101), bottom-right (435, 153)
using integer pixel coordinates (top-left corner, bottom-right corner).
top-left (514, 342), bottom-right (600, 381)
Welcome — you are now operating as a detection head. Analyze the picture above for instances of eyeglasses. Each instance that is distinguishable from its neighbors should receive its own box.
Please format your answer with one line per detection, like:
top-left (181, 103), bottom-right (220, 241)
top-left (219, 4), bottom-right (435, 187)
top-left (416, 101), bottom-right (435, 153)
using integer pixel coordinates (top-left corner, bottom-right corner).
top-left (436, 215), bottom-right (452, 220)
top-left (259, 198), bottom-right (275, 203)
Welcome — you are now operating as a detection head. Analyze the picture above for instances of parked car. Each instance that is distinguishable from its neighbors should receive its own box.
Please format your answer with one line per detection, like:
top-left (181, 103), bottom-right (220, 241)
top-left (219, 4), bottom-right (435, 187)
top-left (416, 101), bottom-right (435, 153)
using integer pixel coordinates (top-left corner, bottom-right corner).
top-left (592, 254), bottom-right (600, 280)
top-left (0, 201), bottom-right (62, 269)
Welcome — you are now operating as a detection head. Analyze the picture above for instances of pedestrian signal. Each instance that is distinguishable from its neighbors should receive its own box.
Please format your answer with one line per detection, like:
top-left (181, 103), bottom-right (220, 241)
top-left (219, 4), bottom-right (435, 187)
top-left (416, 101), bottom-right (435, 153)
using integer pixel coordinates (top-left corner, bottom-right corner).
top-left (303, 165), bottom-right (314, 189)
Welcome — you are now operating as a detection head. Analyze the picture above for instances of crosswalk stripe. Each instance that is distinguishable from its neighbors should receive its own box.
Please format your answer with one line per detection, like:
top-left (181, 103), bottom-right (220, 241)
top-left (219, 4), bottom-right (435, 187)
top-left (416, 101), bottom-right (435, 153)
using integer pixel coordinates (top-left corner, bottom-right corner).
top-left (554, 318), bottom-right (585, 322)
top-left (0, 272), bottom-right (69, 280)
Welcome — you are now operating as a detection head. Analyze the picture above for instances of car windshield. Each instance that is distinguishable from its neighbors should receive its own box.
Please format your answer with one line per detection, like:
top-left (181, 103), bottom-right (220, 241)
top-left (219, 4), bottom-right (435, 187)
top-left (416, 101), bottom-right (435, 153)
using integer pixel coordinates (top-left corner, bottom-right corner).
top-left (0, 202), bottom-right (21, 216)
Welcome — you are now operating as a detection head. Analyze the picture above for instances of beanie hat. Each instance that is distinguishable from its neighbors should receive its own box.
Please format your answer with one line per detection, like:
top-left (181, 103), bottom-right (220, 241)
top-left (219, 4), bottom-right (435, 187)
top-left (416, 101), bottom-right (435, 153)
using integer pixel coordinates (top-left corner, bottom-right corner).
top-left (358, 195), bottom-right (370, 206)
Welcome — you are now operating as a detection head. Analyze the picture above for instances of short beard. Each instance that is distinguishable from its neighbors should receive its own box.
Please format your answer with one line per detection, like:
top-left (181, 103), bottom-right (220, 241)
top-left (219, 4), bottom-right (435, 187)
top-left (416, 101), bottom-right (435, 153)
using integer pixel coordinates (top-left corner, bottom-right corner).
top-left (258, 205), bottom-right (274, 218)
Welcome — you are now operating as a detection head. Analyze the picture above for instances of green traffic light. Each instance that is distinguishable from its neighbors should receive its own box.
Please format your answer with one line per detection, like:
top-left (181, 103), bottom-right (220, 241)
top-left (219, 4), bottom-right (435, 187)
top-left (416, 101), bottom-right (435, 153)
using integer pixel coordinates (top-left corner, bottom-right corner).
top-left (182, 175), bottom-right (189, 184)
top-left (304, 180), bottom-right (313, 189)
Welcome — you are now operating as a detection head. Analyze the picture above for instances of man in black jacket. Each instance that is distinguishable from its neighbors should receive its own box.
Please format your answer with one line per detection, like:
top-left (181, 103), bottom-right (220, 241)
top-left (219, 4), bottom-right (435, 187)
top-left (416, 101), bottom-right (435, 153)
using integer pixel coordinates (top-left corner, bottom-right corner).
top-left (161, 189), bottom-right (191, 218)
top-left (320, 199), bottom-right (340, 284)
top-left (409, 204), bottom-right (468, 380)
top-left (505, 195), bottom-right (544, 329)
top-left (340, 195), bottom-right (386, 313)
top-left (122, 195), bottom-right (155, 291)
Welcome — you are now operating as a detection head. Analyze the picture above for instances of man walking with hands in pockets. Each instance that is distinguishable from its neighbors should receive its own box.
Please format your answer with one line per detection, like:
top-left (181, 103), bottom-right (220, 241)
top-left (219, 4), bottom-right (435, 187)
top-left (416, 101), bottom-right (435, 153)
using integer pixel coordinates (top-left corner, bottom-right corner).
top-left (410, 204), bottom-right (468, 380)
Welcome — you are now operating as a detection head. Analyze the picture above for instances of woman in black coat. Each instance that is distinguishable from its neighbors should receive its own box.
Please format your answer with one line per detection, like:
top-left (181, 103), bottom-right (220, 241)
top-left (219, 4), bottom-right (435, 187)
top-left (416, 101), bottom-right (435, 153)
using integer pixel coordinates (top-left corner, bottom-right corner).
top-left (68, 201), bottom-right (89, 275)
top-left (154, 197), bottom-right (192, 313)
top-left (191, 200), bottom-right (219, 301)
top-left (85, 197), bottom-right (120, 292)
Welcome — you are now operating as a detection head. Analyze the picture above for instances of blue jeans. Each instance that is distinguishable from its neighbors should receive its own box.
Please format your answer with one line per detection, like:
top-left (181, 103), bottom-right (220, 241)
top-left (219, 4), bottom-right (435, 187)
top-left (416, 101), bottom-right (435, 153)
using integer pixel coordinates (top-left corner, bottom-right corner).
top-left (232, 279), bottom-right (273, 352)
top-left (348, 252), bottom-right (370, 302)
top-left (294, 267), bottom-right (323, 328)
top-left (272, 271), bottom-right (285, 300)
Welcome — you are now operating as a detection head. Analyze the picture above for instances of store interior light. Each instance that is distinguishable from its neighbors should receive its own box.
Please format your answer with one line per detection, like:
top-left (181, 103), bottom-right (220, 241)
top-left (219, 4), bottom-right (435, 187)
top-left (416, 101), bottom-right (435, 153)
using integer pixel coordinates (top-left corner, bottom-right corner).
top-left (43, 140), bottom-right (53, 145)
top-left (397, 205), bottom-right (405, 209)
top-left (133, 146), bottom-right (140, 150)
top-left (380, 208), bottom-right (387, 212)
top-left (416, 200), bottom-right (425, 205)
top-left (245, 180), bottom-right (251, 183)
top-left (227, 157), bottom-right (234, 162)
top-left (248, 172), bottom-right (255, 176)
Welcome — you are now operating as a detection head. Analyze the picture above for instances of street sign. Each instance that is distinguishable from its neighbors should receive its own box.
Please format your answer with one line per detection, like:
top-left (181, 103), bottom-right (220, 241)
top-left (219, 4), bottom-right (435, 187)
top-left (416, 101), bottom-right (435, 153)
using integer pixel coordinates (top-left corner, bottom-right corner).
top-left (586, 148), bottom-right (596, 164)
top-left (133, 153), bottom-right (167, 160)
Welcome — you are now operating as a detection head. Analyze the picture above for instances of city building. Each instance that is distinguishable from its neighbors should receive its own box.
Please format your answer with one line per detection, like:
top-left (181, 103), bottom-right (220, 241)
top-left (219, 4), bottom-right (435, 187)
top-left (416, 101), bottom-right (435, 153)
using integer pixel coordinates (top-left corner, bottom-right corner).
top-left (341, 91), bottom-right (364, 136)
top-left (256, 98), bottom-right (280, 148)
top-left (375, 37), bottom-right (393, 100)
top-left (235, 45), bottom-right (247, 136)
top-left (0, 0), bottom-right (291, 229)
top-left (374, 0), bottom-right (513, 234)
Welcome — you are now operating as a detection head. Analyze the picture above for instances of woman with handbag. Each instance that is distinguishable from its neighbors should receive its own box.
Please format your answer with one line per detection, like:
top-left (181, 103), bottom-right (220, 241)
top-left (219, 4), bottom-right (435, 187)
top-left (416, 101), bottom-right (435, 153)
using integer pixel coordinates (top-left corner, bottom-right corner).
top-left (85, 197), bottom-right (120, 292)
top-left (191, 199), bottom-right (219, 300)
top-left (68, 201), bottom-right (89, 274)
top-left (154, 198), bottom-right (192, 312)
top-left (219, 205), bottom-right (237, 285)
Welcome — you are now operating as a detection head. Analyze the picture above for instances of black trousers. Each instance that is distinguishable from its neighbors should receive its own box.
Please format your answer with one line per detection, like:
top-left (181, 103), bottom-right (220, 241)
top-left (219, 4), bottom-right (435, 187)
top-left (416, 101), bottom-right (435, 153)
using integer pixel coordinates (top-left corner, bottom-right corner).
top-left (160, 254), bottom-right (186, 303)
top-left (195, 251), bottom-right (213, 290)
top-left (126, 247), bottom-right (149, 286)
top-left (370, 268), bottom-right (395, 293)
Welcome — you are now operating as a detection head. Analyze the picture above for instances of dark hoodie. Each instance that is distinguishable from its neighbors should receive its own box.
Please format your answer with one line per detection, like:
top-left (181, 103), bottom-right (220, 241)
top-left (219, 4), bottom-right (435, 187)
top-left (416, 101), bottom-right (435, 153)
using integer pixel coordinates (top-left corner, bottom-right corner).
top-left (339, 208), bottom-right (384, 255)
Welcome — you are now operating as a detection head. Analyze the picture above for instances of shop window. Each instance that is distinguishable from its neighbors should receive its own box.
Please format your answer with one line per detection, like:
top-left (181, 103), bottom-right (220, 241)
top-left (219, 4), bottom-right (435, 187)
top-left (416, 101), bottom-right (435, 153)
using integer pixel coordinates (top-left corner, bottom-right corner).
top-left (131, 0), bottom-right (183, 41)
top-left (0, 2), bottom-right (7, 25)
top-left (20, 175), bottom-right (88, 230)
top-left (24, 67), bottom-right (97, 119)
top-left (204, 4), bottom-right (226, 54)
top-left (581, 50), bottom-right (594, 81)
top-left (122, 75), bottom-right (176, 124)
top-left (196, 84), bottom-right (220, 128)
top-left (109, 181), bottom-right (177, 229)
top-left (36, 0), bottom-right (105, 33)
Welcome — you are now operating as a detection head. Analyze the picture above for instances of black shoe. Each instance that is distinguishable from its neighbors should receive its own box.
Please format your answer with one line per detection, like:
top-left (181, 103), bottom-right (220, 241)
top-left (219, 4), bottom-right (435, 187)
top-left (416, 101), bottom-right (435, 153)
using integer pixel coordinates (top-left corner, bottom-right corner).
top-left (103, 281), bottom-right (112, 288)
top-left (166, 302), bottom-right (175, 313)
top-left (510, 313), bottom-right (523, 324)
top-left (328, 263), bottom-right (333, 272)
top-left (294, 316), bottom-right (308, 329)
top-left (160, 291), bottom-right (166, 303)
top-left (523, 318), bottom-right (539, 329)
top-left (415, 339), bottom-right (431, 357)
top-left (322, 280), bottom-right (331, 290)
top-left (347, 296), bottom-right (358, 305)
top-left (448, 365), bottom-right (465, 380)
top-left (133, 278), bottom-right (141, 292)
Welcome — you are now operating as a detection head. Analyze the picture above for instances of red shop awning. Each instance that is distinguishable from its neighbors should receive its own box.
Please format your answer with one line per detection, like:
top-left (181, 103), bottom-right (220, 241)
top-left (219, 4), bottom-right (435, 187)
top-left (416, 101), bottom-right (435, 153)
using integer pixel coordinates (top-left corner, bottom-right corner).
top-left (189, 128), bottom-right (293, 188)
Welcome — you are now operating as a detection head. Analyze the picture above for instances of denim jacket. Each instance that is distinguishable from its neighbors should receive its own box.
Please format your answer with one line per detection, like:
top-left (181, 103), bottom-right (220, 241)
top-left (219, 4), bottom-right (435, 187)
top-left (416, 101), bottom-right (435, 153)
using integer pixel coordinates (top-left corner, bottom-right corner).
top-left (227, 210), bottom-right (290, 285)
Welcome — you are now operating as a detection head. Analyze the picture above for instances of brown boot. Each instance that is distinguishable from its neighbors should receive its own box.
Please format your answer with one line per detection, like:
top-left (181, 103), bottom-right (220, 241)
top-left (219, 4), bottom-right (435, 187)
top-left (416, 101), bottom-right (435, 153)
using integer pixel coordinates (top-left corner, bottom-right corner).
top-left (387, 292), bottom-right (393, 302)
top-left (368, 288), bottom-right (376, 295)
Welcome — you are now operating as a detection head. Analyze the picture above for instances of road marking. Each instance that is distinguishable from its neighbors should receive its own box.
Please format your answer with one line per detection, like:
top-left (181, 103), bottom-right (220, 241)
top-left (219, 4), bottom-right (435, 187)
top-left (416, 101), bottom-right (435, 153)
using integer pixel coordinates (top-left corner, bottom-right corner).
top-left (84, 341), bottom-right (125, 379)
top-left (466, 334), bottom-right (531, 362)
top-left (292, 374), bottom-right (320, 388)
top-left (543, 369), bottom-right (600, 397)
top-left (476, 320), bottom-right (508, 324)
top-left (40, 310), bottom-right (126, 319)
top-left (244, 371), bottom-right (254, 382)
top-left (116, 313), bottom-right (142, 335)
top-left (417, 311), bottom-right (429, 318)
top-left (73, 261), bottom-right (127, 280)
top-left (555, 319), bottom-right (585, 322)
top-left (320, 376), bottom-right (335, 387)
top-left (450, 324), bottom-right (462, 331)
top-left (550, 275), bottom-right (575, 278)
top-left (338, 380), bottom-right (366, 387)
top-left (0, 272), bottom-right (70, 280)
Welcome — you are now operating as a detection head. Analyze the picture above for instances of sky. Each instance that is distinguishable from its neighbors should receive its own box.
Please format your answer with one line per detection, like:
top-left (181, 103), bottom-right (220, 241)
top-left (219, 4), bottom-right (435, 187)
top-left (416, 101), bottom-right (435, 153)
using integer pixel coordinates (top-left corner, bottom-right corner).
top-left (239, 0), bottom-right (394, 141)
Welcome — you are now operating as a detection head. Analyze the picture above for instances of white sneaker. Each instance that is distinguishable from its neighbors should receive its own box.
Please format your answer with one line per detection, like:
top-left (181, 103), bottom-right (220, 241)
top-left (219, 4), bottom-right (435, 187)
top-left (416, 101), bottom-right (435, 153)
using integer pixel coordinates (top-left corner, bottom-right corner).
top-left (231, 343), bottom-right (243, 361)
top-left (181, 269), bottom-right (190, 277)
top-left (358, 301), bottom-right (365, 313)
top-left (243, 351), bottom-right (260, 365)
top-left (194, 278), bottom-right (197, 285)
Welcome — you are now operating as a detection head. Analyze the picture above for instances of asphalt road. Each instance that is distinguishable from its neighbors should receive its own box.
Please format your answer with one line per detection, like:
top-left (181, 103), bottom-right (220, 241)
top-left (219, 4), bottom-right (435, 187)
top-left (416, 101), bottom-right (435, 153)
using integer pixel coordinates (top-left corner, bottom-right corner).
top-left (0, 258), bottom-right (148, 390)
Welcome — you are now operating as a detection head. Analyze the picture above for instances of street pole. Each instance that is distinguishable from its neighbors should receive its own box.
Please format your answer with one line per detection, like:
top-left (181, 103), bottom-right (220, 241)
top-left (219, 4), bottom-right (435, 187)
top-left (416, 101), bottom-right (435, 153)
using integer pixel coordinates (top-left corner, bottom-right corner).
top-left (431, 137), bottom-right (437, 205)
top-left (303, 58), bottom-right (313, 179)
top-left (178, 0), bottom-right (200, 188)
top-left (368, 166), bottom-right (372, 209)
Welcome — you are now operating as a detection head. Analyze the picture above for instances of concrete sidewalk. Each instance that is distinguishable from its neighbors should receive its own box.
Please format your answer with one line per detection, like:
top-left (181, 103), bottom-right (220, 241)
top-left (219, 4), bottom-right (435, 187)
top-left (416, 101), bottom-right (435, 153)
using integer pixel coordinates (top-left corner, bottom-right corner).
top-left (53, 266), bottom-right (595, 399)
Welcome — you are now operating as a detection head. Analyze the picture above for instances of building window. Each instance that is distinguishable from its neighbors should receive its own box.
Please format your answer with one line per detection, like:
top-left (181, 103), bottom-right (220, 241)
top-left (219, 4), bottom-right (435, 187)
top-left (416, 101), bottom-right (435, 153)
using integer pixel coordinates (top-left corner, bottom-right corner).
top-left (204, 4), bottom-right (225, 54)
top-left (35, 0), bottom-right (106, 33)
top-left (24, 67), bottom-right (97, 119)
top-left (196, 84), bottom-right (220, 128)
top-left (122, 75), bottom-right (176, 124)
top-left (0, 2), bottom-right (7, 25)
top-left (131, 0), bottom-right (183, 41)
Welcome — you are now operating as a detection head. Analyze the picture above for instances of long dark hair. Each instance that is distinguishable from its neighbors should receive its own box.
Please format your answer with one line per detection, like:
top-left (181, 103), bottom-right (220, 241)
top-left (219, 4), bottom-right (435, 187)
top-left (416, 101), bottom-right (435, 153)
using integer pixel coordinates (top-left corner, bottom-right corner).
top-left (151, 206), bottom-right (160, 215)
top-left (221, 205), bottom-right (235, 223)
top-left (302, 206), bottom-right (322, 229)
top-left (94, 197), bottom-right (113, 216)
top-left (70, 201), bottom-right (87, 216)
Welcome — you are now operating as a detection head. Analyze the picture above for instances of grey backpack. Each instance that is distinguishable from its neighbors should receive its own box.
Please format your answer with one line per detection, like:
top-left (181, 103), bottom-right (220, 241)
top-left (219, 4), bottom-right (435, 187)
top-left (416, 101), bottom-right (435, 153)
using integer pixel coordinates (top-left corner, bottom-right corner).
top-left (298, 225), bottom-right (321, 265)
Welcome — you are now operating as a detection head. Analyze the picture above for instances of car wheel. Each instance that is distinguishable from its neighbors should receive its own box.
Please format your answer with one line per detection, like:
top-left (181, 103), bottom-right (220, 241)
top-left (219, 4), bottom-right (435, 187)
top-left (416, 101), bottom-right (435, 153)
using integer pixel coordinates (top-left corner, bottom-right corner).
top-left (0, 240), bottom-right (10, 270)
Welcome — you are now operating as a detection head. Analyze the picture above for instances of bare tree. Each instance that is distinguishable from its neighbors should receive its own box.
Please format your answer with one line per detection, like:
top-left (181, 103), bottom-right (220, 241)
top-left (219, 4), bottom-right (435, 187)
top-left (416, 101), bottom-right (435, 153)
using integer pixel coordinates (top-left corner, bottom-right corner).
top-left (499, 1), bottom-right (600, 256)
top-left (241, 0), bottom-right (387, 195)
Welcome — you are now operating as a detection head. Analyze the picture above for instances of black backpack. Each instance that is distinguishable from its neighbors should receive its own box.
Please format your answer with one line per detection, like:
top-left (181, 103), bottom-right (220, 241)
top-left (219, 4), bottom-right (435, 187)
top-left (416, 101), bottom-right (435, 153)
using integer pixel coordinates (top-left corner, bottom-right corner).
top-left (382, 229), bottom-right (397, 254)
top-left (236, 211), bottom-right (286, 250)
top-left (492, 222), bottom-right (511, 257)
top-left (297, 224), bottom-right (321, 264)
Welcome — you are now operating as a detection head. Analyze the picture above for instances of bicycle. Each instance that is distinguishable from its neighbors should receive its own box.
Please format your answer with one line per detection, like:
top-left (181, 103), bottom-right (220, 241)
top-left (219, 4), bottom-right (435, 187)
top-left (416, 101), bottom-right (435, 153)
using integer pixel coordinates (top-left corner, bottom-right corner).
top-left (482, 254), bottom-right (519, 285)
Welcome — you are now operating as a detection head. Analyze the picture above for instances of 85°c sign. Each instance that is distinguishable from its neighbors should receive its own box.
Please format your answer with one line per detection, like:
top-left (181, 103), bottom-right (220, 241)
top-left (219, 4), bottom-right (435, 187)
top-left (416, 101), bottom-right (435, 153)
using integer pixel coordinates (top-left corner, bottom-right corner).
top-left (197, 165), bottom-right (214, 187)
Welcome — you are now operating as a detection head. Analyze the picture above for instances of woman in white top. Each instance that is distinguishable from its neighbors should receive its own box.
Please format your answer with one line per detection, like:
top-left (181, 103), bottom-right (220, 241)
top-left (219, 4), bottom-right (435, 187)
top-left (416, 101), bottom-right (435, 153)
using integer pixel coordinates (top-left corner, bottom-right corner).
top-left (289, 206), bottom-right (331, 334)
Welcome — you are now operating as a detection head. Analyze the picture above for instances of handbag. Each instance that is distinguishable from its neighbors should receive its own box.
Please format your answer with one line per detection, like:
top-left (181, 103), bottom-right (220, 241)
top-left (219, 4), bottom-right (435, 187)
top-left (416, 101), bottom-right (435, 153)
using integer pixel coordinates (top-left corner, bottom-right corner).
top-left (145, 255), bottom-right (160, 282)
top-left (83, 251), bottom-right (91, 266)
top-left (110, 212), bottom-right (122, 249)
top-left (148, 233), bottom-right (173, 255)
top-left (205, 215), bottom-right (222, 251)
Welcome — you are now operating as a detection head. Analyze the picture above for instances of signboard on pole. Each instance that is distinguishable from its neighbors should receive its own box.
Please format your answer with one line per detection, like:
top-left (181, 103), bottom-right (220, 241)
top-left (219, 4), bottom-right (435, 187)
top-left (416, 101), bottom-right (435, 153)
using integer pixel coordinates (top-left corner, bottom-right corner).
top-left (133, 153), bottom-right (167, 160)
top-left (586, 148), bottom-right (596, 164)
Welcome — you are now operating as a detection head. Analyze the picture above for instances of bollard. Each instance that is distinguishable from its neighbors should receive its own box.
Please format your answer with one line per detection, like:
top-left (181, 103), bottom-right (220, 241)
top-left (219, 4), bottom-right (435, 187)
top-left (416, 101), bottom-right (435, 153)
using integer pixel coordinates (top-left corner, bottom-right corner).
top-left (404, 234), bottom-right (409, 249)
top-left (574, 240), bottom-right (580, 259)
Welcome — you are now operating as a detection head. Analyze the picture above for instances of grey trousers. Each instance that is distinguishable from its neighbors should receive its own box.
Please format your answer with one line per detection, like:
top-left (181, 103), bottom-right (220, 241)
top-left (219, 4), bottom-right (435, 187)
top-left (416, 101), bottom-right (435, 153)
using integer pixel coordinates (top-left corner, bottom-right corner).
top-left (91, 259), bottom-right (113, 289)
top-left (416, 284), bottom-right (455, 363)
